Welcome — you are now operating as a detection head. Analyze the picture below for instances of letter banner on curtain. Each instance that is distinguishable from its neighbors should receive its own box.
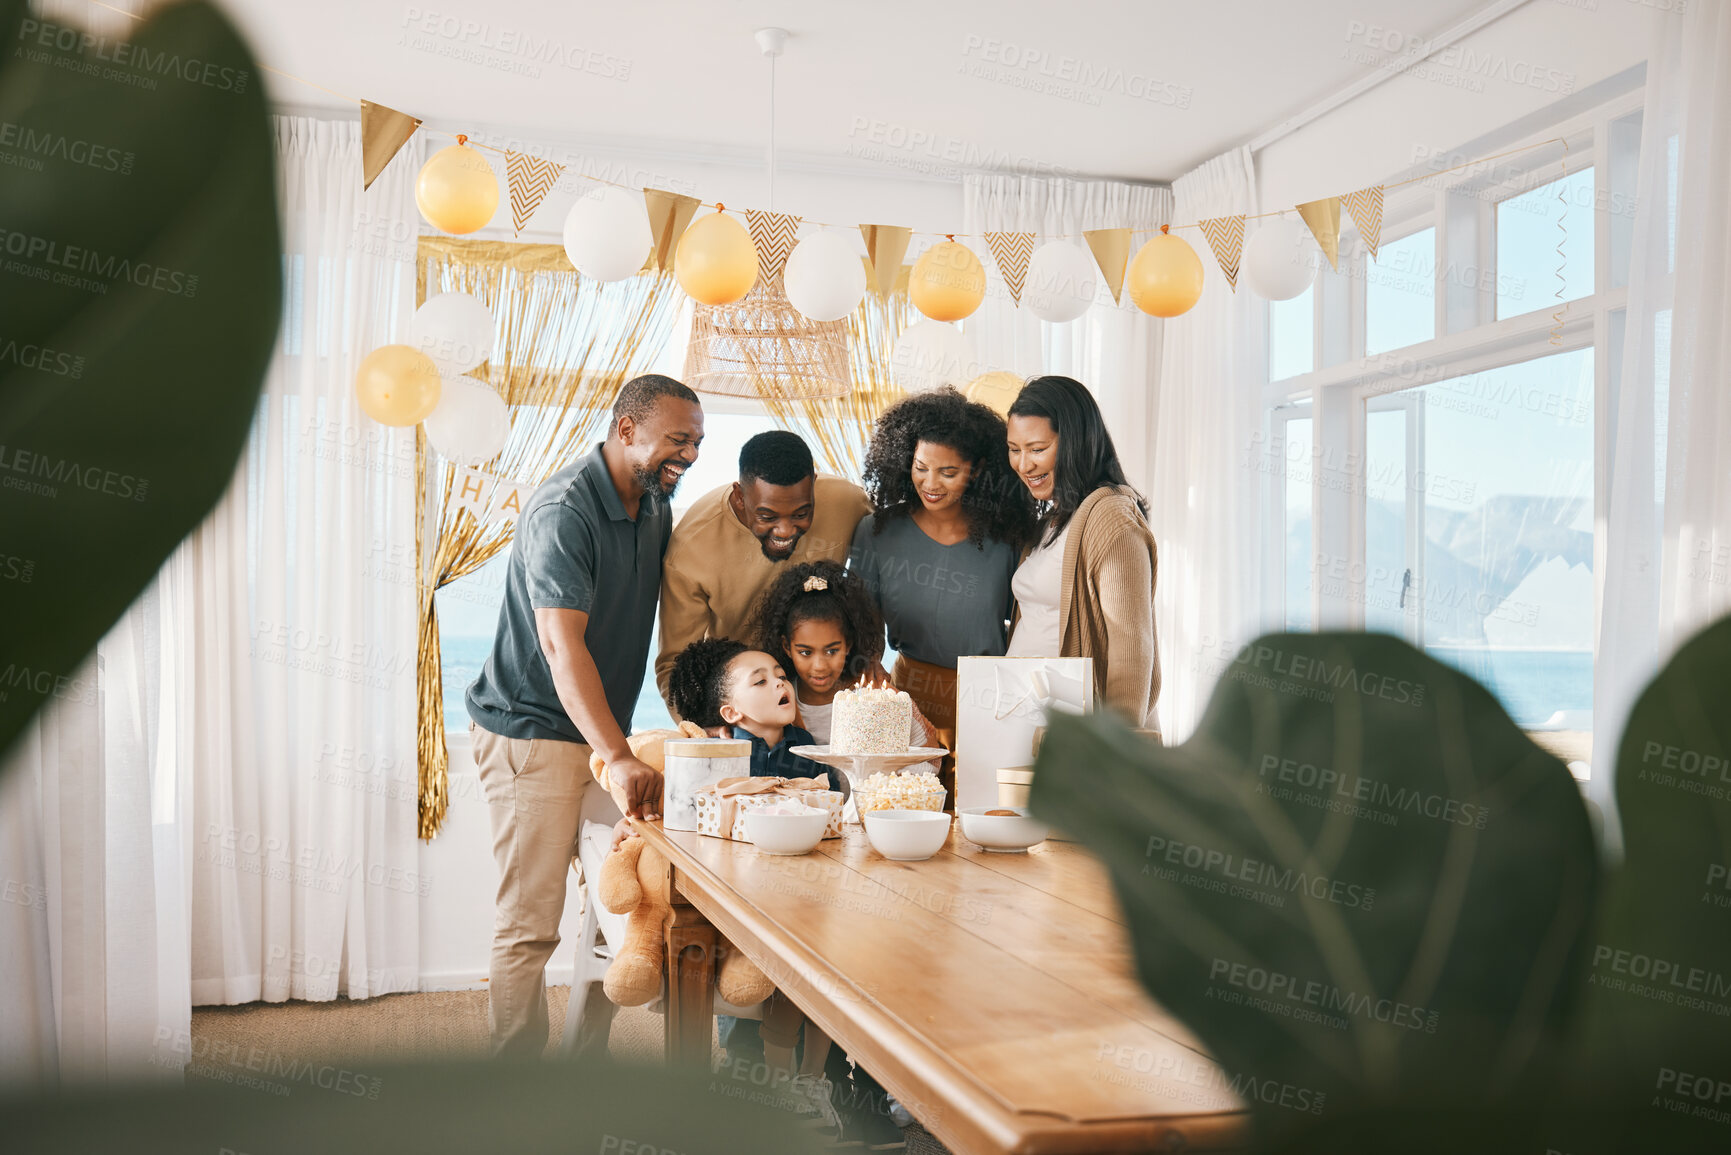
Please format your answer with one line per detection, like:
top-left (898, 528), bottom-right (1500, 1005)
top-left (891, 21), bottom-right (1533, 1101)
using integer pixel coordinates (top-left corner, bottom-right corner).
top-left (486, 481), bottom-right (533, 526)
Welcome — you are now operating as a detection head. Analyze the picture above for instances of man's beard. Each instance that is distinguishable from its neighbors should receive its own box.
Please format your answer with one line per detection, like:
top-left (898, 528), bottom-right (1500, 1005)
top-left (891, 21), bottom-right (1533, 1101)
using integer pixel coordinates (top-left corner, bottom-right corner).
top-left (632, 461), bottom-right (683, 502)
top-left (757, 534), bottom-right (799, 562)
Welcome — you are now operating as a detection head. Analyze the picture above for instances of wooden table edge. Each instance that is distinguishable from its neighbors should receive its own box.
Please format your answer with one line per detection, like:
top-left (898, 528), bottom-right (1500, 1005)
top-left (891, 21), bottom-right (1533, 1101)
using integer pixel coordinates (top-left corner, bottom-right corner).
top-left (638, 821), bottom-right (1252, 1154)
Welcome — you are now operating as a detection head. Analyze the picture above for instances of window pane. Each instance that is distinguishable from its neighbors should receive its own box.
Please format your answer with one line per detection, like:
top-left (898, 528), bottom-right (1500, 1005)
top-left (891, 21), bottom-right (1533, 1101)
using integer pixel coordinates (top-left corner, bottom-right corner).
top-left (1268, 286), bottom-right (1314, 381)
top-left (438, 552), bottom-right (511, 726)
top-left (1414, 348), bottom-right (1595, 727)
top-left (1496, 167), bottom-right (1595, 320)
top-left (1284, 416), bottom-right (1313, 630)
top-left (1365, 228), bottom-right (1435, 355)
top-left (1363, 407), bottom-right (1409, 635)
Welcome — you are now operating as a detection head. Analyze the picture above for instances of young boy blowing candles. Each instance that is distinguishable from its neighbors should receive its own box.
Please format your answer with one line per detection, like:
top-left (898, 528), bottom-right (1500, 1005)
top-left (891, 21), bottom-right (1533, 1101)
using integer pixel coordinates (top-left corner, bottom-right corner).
top-left (662, 637), bottom-right (843, 1133)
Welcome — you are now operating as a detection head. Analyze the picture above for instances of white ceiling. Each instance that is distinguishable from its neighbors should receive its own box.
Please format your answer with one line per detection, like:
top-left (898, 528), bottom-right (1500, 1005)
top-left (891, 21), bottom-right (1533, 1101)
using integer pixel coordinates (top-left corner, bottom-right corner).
top-left (223, 0), bottom-right (1499, 184)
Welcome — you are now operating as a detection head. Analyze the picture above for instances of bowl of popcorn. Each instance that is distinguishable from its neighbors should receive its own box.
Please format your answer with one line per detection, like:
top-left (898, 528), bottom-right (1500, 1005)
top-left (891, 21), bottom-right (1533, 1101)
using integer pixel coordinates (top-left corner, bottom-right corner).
top-left (853, 770), bottom-right (946, 816)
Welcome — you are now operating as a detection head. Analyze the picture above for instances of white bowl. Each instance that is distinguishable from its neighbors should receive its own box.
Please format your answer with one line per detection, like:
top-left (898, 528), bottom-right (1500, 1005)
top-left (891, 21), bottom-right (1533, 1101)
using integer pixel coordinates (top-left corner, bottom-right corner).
top-left (863, 810), bottom-right (951, 861)
top-left (959, 807), bottom-right (1049, 853)
top-left (744, 806), bottom-right (828, 855)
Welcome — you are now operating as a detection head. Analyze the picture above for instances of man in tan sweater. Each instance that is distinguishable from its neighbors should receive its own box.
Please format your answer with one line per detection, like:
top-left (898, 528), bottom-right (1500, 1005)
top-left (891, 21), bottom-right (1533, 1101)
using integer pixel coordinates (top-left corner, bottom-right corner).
top-left (655, 430), bottom-right (872, 713)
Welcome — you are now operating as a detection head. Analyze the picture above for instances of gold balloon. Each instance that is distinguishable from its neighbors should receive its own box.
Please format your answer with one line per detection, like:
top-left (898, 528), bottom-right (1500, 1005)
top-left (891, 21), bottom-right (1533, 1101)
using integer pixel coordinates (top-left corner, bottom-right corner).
top-left (910, 241), bottom-right (986, 321)
top-left (1127, 232), bottom-right (1205, 318)
top-left (356, 345), bottom-right (442, 426)
top-left (674, 211), bottom-right (759, 305)
top-left (964, 370), bottom-right (1024, 418)
top-left (416, 143), bottom-right (500, 235)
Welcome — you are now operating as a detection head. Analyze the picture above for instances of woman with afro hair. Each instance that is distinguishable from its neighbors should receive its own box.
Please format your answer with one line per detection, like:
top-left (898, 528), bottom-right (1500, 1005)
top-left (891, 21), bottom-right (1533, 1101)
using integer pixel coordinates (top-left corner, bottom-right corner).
top-left (848, 387), bottom-right (1036, 801)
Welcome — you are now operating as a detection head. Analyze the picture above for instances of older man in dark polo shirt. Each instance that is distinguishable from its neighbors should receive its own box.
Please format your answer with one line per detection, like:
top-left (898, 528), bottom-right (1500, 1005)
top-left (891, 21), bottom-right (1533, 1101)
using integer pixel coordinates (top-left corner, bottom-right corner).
top-left (466, 373), bottom-right (703, 1058)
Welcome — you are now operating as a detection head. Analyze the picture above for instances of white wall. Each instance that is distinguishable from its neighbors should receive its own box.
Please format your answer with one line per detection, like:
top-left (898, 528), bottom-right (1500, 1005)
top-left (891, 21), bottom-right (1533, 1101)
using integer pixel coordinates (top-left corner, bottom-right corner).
top-left (416, 730), bottom-right (584, 989)
top-left (1254, 0), bottom-right (1654, 209)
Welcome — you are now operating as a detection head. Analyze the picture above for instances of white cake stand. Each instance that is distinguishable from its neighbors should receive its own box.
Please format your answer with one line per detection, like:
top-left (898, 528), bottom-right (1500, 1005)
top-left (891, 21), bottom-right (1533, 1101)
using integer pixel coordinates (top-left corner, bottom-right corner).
top-left (789, 745), bottom-right (949, 815)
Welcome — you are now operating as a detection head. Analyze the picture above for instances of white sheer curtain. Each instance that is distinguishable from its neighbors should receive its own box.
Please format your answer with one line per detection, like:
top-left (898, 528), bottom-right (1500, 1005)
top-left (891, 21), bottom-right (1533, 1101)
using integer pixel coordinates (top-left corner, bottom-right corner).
top-left (0, 583), bottom-right (191, 1086)
top-left (181, 115), bottom-right (423, 1004)
top-left (0, 114), bottom-right (425, 1085)
top-left (960, 174), bottom-right (1171, 492)
top-left (1595, 5), bottom-right (1731, 832)
top-left (1149, 148), bottom-right (1263, 743)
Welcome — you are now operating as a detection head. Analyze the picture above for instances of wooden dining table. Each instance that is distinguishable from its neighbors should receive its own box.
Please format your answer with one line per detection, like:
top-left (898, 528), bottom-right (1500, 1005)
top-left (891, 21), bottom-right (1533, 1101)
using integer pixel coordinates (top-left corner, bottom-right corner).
top-left (632, 817), bottom-right (1251, 1154)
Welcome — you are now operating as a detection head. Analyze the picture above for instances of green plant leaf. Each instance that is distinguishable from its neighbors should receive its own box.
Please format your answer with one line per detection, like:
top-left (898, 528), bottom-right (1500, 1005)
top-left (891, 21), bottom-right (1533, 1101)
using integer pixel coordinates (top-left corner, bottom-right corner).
top-left (1030, 631), bottom-right (1597, 1141)
top-left (0, 1053), bottom-right (826, 1154)
top-left (1566, 613), bottom-right (1731, 1150)
top-left (0, 0), bottom-right (281, 757)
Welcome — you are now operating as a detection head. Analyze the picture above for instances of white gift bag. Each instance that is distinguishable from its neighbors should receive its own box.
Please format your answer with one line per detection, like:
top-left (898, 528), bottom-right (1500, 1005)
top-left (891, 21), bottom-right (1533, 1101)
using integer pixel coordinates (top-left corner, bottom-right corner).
top-left (954, 656), bottom-right (1094, 814)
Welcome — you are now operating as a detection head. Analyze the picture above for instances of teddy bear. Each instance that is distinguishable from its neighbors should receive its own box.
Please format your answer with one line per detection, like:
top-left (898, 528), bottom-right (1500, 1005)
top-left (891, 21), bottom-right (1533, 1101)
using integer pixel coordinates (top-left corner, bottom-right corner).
top-left (590, 726), bottom-right (775, 1010)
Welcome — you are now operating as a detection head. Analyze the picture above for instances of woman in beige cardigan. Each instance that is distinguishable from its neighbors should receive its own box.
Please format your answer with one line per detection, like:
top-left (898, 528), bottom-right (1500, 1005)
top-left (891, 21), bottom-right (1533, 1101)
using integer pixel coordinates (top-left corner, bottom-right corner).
top-left (1004, 375), bottom-right (1160, 735)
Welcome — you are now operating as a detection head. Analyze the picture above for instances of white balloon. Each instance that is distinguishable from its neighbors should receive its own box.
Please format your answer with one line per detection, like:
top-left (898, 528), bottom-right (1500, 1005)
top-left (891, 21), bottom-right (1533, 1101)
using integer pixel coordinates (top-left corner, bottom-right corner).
top-left (562, 186), bottom-right (652, 282)
top-left (408, 292), bottom-right (494, 376)
top-left (784, 230), bottom-right (867, 322)
top-left (891, 320), bottom-right (982, 393)
top-left (423, 375), bottom-right (510, 466)
top-left (1024, 241), bottom-right (1097, 323)
top-left (1243, 216), bottom-right (1319, 301)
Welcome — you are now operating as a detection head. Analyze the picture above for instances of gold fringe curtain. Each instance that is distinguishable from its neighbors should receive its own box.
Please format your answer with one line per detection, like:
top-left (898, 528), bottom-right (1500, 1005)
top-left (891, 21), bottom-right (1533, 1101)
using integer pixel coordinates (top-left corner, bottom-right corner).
top-left (756, 272), bottom-right (916, 481)
top-left (415, 237), bottom-right (685, 839)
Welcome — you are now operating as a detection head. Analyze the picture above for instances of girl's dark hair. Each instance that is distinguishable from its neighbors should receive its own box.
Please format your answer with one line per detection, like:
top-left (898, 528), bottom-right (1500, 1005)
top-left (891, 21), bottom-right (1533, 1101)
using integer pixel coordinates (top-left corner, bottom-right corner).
top-left (668, 637), bottom-right (749, 729)
top-left (1008, 375), bottom-right (1147, 546)
top-left (748, 560), bottom-right (883, 688)
top-left (860, 387), bottom-right (1036, 550)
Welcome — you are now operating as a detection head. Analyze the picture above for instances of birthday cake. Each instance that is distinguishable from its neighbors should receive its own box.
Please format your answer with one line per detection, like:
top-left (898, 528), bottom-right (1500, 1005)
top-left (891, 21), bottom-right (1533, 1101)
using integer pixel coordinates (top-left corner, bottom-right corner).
top-left (830, 686), bottom-right (913, 754)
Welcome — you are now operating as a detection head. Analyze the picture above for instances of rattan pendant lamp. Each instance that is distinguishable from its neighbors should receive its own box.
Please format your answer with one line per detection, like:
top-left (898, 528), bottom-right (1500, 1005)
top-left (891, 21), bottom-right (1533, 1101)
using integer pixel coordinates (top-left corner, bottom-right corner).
top-left (682, 27), bottom-right (852, 400)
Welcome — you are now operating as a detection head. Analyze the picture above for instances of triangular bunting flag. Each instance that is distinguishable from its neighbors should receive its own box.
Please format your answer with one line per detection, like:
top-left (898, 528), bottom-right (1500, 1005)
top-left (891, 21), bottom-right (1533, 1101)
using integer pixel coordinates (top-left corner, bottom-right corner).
top-left (859, 224), bottom-right (913, 298)
top-left (746, 210), bottom-right (802, 282)
top-left (643, 188), bottom-right (701, 272)
top-left (1197, 215), bottom-right (1246, 292)
top-left (1296, 196), bottom-right (1342, 271)
top-left (1083, 228), bottom-right (1131, 305)
top-left (984, 231), bottom-right (1036, 306)
top-left (360, 100), bottom-right (421, 191)
top-left (1343, 185), bottom-right (1385, 262)
top-left (505, 151), bottom-right (565, 235)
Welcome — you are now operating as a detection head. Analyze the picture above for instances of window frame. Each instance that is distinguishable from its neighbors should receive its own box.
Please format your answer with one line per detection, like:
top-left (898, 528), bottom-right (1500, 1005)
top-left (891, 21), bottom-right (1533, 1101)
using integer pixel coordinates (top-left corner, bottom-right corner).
top-left (1260, 83), bottom-right (1644, 740)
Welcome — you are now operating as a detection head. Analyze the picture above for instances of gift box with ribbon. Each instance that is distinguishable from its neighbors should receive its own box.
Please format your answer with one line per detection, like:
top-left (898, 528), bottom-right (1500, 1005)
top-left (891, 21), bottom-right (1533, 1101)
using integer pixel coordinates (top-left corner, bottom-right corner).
top-left (692, 776), bottom-right (844, 841)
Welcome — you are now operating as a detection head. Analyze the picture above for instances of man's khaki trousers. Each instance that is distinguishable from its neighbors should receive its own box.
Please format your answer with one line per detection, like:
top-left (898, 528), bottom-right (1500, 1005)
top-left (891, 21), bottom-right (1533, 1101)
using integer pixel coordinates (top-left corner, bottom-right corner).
top-left (471, 724), bottom-right (617, 1058)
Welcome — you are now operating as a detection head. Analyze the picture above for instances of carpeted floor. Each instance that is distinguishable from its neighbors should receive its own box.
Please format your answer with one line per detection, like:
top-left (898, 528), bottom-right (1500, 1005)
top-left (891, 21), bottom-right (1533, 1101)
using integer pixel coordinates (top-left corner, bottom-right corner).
top-left (189, 985), bottom-right (661, 1066)
top-left (188, 988), bottom-right (950, 1152)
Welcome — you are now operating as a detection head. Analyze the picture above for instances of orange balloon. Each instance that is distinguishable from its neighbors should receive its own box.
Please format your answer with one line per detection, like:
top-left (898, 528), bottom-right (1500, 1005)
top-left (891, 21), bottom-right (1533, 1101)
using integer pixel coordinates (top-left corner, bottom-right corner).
top-left (964, 370), bottom-right (1024, 418)
top-left (1127, 234), bottom-right (1205, 318)
top-left (356, 345), bottom-right (442, 426)
top-left (675, 212), bottom-right (759, 304)
top-left (910, 241), bottom-right (986, 321)
top-left (416, 144), bottom-right (500, 235)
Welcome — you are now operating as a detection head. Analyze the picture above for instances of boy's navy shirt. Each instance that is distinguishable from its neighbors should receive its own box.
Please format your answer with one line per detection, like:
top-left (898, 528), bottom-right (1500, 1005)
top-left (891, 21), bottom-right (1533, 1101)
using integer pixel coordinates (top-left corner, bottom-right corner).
top-left (729, 724), bottom-right (840, 792)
